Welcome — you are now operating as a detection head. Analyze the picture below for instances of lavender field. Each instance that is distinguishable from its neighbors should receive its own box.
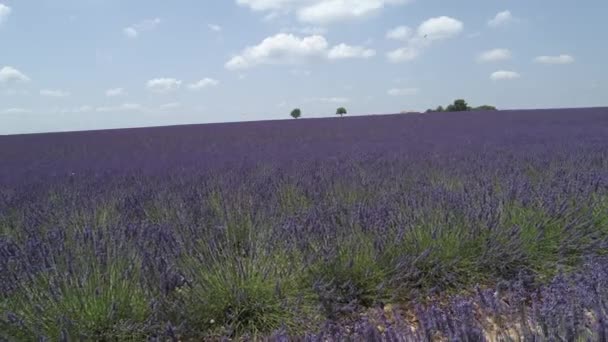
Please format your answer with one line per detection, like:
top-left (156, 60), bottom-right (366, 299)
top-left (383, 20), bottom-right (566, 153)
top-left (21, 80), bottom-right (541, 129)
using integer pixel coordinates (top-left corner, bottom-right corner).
top-left (1, 108), bottom-right (608, 340)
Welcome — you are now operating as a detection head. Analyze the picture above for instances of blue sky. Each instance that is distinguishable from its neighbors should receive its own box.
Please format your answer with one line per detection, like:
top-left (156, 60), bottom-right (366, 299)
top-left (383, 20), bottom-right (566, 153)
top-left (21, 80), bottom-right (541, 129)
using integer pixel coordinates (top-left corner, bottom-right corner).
top-left (1, 0), bottom-right (607, 134)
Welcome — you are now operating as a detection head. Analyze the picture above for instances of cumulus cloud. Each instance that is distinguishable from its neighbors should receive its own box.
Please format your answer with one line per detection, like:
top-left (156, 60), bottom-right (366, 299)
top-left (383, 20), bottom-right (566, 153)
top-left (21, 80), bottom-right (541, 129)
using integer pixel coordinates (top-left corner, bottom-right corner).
top-left (290, 69), bottom-right (312, 77)
top-left (0, 66), bottom-right (30, 83)
top-left (477, 48), bottom-right (511, 63)
top-left (105, 88), bottom-right (126, 97)
top-left (123, 18), bottom-right (161, 38)
top-left (226, 34), bottom-right (329, 70)
top-left (534, 54), bottom-right (575, 64)
top-left (297, 0), bottom-right (410, 24)
top-left (310, 97), bottom-right (350, 103)
top-left (387, 47), bottom-right (420, 63)
top-left (490, 70), bottom-right (521, 81)
top-left (160, 102), bottom-right (181, 109)
top-left (0, 3), bottom-right (11, 24)
top-left (96, 103), bottom-right (144, 112)
top-left (187, 78), bottom-right (219, 90)
top-left (40, 89), bottom-right (70, 97)
top-left (387, 16), bottom-right (463, 63)
top-left (1, 107), bottom-right (30, 114)
top-left (488, 10), bottom-right (513, 28)
top-left (237, 0), bottom-right (411, 24)
top-left (208, 24), bottom-right (222, 32)
top-left (146, 78), bottom-right (182, 93)
top-left (225, 33), bottom-right (377, 70)
top-left (280, 26), bottom-right (327, 35)
top-left (387, 88), bottom-right (418, 96)
top-left (328, 43), bottom-right (375, 59)
top-left (2, 89), bottom-right (29, 96)
top-left (386, 26), bottom-right (413, 41)
top-left (417, 16), bottom-right (464, 41)
top-left (52, 106), bottom-right (94, 114)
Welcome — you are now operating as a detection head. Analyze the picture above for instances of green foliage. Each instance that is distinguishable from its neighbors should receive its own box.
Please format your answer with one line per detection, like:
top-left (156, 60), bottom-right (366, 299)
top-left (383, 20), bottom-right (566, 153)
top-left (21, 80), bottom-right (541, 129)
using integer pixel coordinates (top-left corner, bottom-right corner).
top-left (447, 99), bottom-right (470, 112)
top-left (175, 248), bottom-right (319, 337)
top-left (336, 107), bottom-right (347, 117)
top-left (474, 105), bottom-right (498, 111)
top-left (307, 232), bottom-right (390, 315)
top-left (290, 108), bottom-right (301, 119)
top-left (3, 256), bottom-right (150, 340)
top-left (427, 100), bottom-right (496, 113)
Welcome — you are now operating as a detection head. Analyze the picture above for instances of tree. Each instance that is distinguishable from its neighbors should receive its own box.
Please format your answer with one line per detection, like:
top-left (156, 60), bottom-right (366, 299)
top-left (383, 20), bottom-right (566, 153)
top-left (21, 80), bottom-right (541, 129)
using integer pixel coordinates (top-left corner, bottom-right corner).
top-left (336, 107), bottom-right (347, 117)
top-left (290, 108), bottom-right (301, 119)
top-left (450, 99), bottom-right (470, 112)
top-left (436, 106), bottom-right (444, 112)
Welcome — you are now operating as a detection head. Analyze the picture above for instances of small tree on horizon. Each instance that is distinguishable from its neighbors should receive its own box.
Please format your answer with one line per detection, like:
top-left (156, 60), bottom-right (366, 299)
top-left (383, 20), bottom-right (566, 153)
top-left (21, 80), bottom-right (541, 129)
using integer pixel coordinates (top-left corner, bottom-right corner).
top-left (290, 108), bottom-right (301, 119)
top-left (336, 107), bottom-right (347, 118)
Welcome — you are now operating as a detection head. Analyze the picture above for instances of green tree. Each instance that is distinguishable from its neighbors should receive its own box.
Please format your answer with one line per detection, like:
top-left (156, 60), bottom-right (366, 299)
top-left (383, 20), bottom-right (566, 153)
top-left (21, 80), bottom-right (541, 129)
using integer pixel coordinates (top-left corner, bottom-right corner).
top-left (336, 107), bottom-right (347, 117)
top-left (449, 99), bottom-right (470, 112)
top-left (290, 108), bottom-right (301, 119)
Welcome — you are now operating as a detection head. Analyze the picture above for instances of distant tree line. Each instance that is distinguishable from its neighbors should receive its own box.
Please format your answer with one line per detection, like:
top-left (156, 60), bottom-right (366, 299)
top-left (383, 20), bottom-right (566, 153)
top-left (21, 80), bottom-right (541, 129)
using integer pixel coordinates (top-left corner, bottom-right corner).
top-left (426, 99), bottom-right (497, 113)
top-left (290, 107), bottom-right (348, 119)
top-left (288, 100), bottom-right (496, 119)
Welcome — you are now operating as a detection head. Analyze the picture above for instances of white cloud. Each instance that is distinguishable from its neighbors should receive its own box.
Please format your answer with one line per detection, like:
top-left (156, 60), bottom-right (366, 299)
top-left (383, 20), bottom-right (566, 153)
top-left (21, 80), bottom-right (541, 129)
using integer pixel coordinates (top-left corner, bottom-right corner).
top-left (417, 16), bottom-right (464, 41)
top-left (387, 87), bottom-right (418, 96)
top-left (2, 89), bottom-right (29, 96)
top-left (160, 102), bottom-right (181, 109)
top-left (490, 70), bottom-right (521, 81)
top-left (280, 26), bottom-right (327, 35)
top-left (488, 10), bottom-right (513, 28)
top-left (74, 105), bottom-right (93, 113)
top-left (0, 3), bottom-right (11, 24)
top-left (226, 33), bottom-right (377, 69)
top-left (105, 87), bottom-right (126, 97)
top-left (237, 0), bottom-right (411, 24)
top-left (53, 105), bottom-right (94, 114)
top-left (297, 0), bottom-right (411, 24)
top-left (187, 78), bottom-right (219, 90)
top-left (309, 97), bottom-right (350, 103)
top-left (386, 25), bottom-right (412, 41)
top-left (328, 43), bottom-right (375, 59)
top-left (0, 66), bottom-right (30, 83)
top-left (386, 16), bottom-right (463, 63)
top-left (477, 48), bottom-right (511, 63)
top-left (96, 103), bottom-right (144, 112)
top-left (225, 33), bottom-right (328, 70)
top-left (2, 107), bottom-right (30, 114)
top-left (208, 24), bottom-right (222, 32)
top-left (290, 69), bottom-right (312, 77)
top-left (146, 78), bottom-right (182, 93)
top-left (40, 89), bottom-right (70, 97)
top-left (534, 54), bottom-right (575, 64)
top-left (123, 18), bottom-right (161, 38)
top-left (123, 27), bottom-right (138, 38)
top-left (387, 47), bottom-right (419, 63)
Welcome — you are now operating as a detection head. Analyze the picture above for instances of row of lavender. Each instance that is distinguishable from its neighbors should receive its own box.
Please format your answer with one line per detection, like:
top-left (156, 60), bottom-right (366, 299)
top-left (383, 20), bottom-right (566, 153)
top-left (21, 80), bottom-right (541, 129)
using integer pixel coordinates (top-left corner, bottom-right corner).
top-left (1, 108), bottom-right (607, 339)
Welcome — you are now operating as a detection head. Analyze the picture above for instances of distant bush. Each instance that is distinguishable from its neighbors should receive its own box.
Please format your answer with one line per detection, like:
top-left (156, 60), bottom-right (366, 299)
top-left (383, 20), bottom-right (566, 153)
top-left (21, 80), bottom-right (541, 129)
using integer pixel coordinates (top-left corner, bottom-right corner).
top-left (426, 100), bottom-right (497, 113)
top-left (473, 105), bottom-right (497, 111)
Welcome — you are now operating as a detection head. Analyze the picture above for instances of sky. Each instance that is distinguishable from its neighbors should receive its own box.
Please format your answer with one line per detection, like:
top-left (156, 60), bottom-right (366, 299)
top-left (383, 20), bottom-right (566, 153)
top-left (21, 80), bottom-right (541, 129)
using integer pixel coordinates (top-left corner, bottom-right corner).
top-left (1, 0), bottom-right (607, 135)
